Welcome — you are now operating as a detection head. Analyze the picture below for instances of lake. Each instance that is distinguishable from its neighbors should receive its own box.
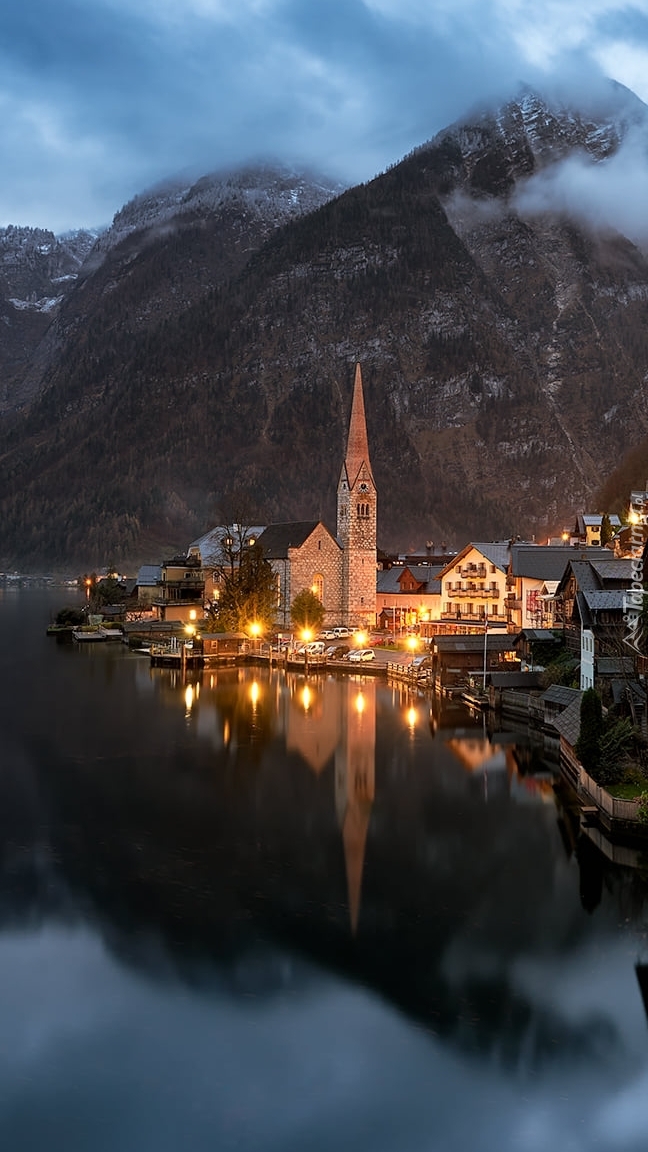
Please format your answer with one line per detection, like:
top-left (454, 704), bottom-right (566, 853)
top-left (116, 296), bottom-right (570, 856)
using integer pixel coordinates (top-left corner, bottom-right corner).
top-left (1, 587), bottom-right (648, 1151)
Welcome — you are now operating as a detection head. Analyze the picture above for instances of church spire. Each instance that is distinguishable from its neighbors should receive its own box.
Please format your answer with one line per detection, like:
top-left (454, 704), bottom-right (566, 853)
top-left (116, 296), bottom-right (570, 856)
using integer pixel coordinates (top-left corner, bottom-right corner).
top-left (344, 363), bottom-right (374, 488)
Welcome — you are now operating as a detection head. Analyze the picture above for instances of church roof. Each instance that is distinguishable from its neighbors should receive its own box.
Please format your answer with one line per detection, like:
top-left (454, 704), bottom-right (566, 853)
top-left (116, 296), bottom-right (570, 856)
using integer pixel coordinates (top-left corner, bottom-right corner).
top-left (257, 521), bottom-right (339, 559)
top-left (342, 363), bottom-right (374, 488)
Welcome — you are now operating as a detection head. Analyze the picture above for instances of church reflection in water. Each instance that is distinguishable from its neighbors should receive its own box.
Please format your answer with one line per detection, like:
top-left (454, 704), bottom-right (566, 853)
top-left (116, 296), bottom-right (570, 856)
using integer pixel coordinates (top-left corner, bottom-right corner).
top-left (142, 663), bottom-right (566, 936)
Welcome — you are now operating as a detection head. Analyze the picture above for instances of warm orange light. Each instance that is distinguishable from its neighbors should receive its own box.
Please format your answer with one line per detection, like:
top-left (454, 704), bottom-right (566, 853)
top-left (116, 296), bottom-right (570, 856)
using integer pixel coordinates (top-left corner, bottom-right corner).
top-left (407, 706), bottom-right (418, 729)
top-left (249, 680), bottom-right (260, 706)
top-left (249, 621), bottom-right (262, 638)
top-left (184, 685), bottom-right (194, 715)
top-left (301, 628), bottom-right (313, 644)
top-left (355, 691), bottom-right (365, 714)
top-left (301, 685), bottom-right (312, 711)
top-left (189, 609), bottom-right (197, 620)
top-left (628, 510), bottom-right (641, 525)
top-left (407, 634), bottom-right (419, 651)
top-left (354, 630), bottom-right (368, 647)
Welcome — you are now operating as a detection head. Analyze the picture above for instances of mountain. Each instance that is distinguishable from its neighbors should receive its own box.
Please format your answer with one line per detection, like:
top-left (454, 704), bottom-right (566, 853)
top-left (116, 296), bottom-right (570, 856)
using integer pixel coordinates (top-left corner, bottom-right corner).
top-left (0, 226), bottom-right (99, 412)
top-left (2, 84), bottom-right (648, 570)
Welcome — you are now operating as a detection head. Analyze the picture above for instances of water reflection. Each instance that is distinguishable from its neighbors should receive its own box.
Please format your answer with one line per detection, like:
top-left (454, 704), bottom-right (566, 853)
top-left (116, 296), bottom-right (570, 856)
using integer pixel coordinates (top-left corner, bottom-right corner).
top-left (3, 598), bottom-right (648, 1152)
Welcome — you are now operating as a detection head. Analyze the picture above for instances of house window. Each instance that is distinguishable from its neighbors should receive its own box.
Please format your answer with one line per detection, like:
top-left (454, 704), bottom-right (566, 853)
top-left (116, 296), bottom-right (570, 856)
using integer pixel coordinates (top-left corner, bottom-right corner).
top-left (312, 574), bottom-right (324, 601)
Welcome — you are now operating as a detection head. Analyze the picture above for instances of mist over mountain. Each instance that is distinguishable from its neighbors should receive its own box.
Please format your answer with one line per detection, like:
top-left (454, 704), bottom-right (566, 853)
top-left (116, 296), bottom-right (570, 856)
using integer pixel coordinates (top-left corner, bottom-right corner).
top-left (1, 83), bottom-right (648, 570)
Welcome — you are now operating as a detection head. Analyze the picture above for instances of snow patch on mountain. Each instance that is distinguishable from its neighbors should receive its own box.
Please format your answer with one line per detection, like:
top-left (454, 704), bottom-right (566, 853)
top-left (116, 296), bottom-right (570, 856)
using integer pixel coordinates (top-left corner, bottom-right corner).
top-left (98, 163), bottom-right (346, 254)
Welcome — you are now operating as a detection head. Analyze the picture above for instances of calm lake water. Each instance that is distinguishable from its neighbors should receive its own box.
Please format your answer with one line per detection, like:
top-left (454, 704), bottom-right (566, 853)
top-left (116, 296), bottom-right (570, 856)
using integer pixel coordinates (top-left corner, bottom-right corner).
top-left (2, 587), bottom-right (648, 1151)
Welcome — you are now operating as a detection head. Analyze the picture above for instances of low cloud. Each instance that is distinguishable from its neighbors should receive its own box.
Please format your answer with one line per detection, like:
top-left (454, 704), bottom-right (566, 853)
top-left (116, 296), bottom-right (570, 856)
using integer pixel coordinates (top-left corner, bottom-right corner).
top-left (513, 127), bottom-right (648, 248)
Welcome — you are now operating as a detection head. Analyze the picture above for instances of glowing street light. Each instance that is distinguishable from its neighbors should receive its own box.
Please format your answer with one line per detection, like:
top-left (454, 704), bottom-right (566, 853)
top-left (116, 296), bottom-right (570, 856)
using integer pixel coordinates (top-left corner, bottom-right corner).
top-left (301, 628), bottom-right (313, 675)
top-left (248, 620), bottom-right (263, 659)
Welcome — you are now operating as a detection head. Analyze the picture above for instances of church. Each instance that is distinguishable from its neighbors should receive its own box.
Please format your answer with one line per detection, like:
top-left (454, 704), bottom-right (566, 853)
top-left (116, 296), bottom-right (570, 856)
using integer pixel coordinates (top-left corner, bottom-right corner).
top-left (257, 362), bottom-right (377, 629)
top-left (189, 363), bottom-right (378, 630)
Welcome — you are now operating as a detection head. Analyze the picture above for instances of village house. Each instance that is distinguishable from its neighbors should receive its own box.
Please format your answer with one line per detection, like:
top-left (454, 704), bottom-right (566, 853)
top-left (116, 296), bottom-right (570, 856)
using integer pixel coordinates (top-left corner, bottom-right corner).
top-left (554, 556), bottom-right (637, 691)
top-left (505, 543), bottom-right (604, 631)
top-left (376, 563), bottom-right (443, 634)
top-left (437, 542), bottom-right (511, 629)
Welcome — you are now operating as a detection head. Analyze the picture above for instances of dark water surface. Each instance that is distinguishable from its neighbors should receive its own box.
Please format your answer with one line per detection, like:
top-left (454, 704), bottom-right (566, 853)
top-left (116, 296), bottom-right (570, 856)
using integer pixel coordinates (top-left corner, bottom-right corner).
top-left (2, 588), bottom-right (648, 1151)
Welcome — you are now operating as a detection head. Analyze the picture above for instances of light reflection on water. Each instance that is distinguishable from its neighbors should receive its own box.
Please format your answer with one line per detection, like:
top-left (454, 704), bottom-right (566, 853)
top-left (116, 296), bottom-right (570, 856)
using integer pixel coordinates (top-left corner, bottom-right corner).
top-left (0, 590), bottom-right (648, 1151)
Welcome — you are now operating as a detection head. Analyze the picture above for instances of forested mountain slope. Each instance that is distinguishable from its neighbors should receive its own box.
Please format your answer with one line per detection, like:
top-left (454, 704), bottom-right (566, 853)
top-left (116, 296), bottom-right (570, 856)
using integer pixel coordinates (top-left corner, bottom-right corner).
top-left (2, 86), bottom-right (648, 569)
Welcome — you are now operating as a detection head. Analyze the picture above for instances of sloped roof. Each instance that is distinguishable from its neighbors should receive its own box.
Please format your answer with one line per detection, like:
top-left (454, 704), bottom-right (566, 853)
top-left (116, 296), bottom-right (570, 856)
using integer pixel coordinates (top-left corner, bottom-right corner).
top-left (377, 566), bottom-right (441, 594)
top-left (553, 696), bottom-right (583, 745)
top-left (561, 561), bottom-right (601, 593)
top-left (136, 564), bottom-right (161, 586)
top-left (542, 684), bottom-right (581, 707)
top-left (510, 545), bottom-right (575, 581)
top-left (589, 559), bottom-right (634, 584)
top-left (439, 541), bottom-right (511, 578)
top-left (514, 629), bottom-right (562, 642)
top-left (473, 542), bottom-right (511, 571)
top-left (257, 521), bottom-right (339, 559)
top-left (597, 657), bottom-right (635, 676)
top-left (190, 524), bottom-right (266, 565)
top-left (489, 671), bottom-right (544, 688)
top-left (581, 589), bottom-right (627, 612)
top-left (434, 633), bottom-right (515, 653)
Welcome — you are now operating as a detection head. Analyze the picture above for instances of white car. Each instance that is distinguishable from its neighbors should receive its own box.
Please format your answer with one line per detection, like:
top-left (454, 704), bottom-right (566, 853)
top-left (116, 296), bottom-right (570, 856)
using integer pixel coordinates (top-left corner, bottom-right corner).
top-left (348, 648), bottom-right (375, 662)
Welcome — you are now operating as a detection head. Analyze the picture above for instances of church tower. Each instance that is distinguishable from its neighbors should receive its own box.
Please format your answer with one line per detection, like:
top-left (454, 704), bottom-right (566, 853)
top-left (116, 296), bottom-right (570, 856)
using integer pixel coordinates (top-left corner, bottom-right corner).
top-left (337, 363), bottom-right (377, 627)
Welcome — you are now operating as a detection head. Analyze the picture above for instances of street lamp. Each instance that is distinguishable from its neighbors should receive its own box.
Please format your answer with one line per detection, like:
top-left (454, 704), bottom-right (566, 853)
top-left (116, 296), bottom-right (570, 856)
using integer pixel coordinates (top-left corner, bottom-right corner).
top-left (249, 620), bottom-right (262, 657)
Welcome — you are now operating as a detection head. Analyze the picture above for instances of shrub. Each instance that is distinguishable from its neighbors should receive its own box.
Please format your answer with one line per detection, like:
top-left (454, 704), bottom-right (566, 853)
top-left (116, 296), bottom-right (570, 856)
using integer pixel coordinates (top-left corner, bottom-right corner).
top-left (637, 792), bottom-right (648, 826)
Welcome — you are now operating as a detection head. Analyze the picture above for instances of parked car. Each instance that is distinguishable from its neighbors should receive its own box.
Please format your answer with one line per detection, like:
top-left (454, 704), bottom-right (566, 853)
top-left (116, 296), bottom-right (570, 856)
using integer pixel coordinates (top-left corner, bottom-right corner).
top-left (411, 654), bottom-right (432, 670)
top-left (332, 626), bottom-right (351, 638)
top-left (325, 644), bottom-right (350, 659)
top-left (306, 641), bottom-right (326, 654)
top-left (348, 648), bottom-right (376, 662)
top-left (320, 630), bottom-right (337, 640)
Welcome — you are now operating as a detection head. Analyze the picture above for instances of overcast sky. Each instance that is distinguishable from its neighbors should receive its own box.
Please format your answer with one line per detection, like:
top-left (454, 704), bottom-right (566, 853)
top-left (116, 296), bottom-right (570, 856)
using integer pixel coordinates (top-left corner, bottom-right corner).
top-left (2, 0), bottom-right (648, 233)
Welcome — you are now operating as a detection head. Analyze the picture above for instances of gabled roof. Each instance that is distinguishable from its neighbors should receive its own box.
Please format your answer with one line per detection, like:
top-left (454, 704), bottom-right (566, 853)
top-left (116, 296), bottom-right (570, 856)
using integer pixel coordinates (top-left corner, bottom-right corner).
top-left (510, 545), bottom-right (587, 581)
top-left (556, 560), bottom-right (601, 595)
top-left (581, 589), bottom-right (627, 612)
top-left (553, 696), bottom-right (583, 745)
top-left (589, 559), bottom-right (634, 584)
top-left (257, 521), bottom-right (339, 559)
top-left (190, 524), bottom-right (266, 565)
top-left (542, 684), bottom-right (581, 707)
top-left (438, 541), bottom-right (510, 578)
top-left (136, 564), bottom-right (162, 586)
top-left (376, 565), bottom-right (442, 595)
top-left (434, 634), bottom-right (515, 653)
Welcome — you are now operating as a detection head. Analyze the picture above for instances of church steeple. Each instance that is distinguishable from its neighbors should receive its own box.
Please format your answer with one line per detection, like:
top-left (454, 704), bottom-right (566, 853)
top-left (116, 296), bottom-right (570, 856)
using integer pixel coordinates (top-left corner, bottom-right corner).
top-left (336, 362), bottom-right (377, 628)
top-left (343, 363), bottom-right (374, 488)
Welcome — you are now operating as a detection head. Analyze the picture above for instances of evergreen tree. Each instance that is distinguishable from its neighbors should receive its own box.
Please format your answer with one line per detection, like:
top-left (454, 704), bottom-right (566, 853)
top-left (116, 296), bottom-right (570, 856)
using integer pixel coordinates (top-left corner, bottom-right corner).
top-left (575, 688), bottom-right (604, 774)
top-left (290, 589), bottom-right (325, 635)
top-left (215, 545), bottom-right (277, 634)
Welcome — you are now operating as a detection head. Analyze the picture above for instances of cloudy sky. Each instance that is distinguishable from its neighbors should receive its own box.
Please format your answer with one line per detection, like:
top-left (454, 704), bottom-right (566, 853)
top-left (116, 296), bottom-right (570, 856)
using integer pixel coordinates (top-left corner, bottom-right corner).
top-left (2, 0), bottom-right (648, 233)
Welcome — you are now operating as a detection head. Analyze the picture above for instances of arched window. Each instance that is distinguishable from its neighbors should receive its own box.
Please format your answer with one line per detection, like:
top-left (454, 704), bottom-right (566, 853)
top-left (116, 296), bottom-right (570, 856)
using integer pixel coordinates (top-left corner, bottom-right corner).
top-left (312, 574), bottom-right (324, 601)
